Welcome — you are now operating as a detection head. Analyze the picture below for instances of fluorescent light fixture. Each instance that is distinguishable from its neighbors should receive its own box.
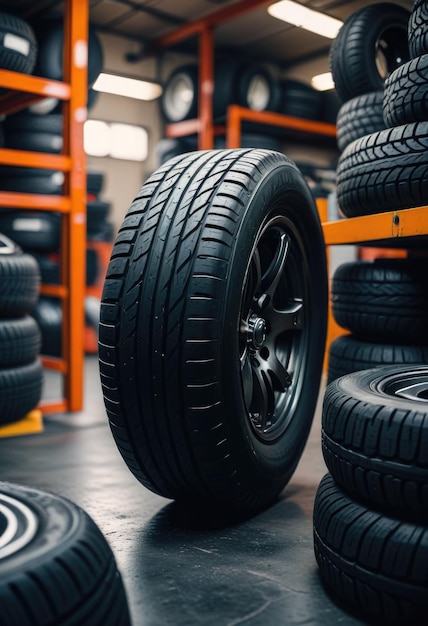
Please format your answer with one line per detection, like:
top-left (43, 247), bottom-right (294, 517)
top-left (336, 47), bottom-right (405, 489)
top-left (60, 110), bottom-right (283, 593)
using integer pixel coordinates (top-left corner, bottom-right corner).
top-left (84, 120), bottom-right (148, 161)
top-left (268, 1), bottom-right (343, 39)
top-left (311, 72), bottom-right (335, 91)
top-left (92, 72), bottom-right (163, 101)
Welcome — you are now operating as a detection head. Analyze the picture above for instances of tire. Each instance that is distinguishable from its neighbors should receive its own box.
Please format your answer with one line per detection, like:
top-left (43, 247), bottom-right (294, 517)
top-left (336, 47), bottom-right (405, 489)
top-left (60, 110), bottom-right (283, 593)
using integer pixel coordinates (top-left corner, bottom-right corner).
top-left (235, 63), bottom-right (281, 112)
top-left (155, 137), bottom-right (197, 166)
top-left (331, 259), bottom-right (428, 343)
top-left (0, 167), bottom-right (64, 195)
top-left (0, 211), bottom-right (61, 253)
top-left (327, 334), bottom-right (428, 384)
top-left (0, 316), bottom-right (41, 367)
top-left (409, 0), bottom-right (428, 58)
top-left (0, 359), bottom-right (43, 425)
top-left (160, 65), bottom-right (198, 123)
top-left (322, 365), bottom-right (428, 522)
top-left (329, 3), bottom-right (410, 103)
top-left (0, 481), bottom-right (131, 625)
top-left (34, 19), bottom-right (103, 86)
top-left (0, 11), bottom-right (37, 75)
top-left (313, 473), bottom-right (428, 625)
top-left (99, 149), bottom-right (328, 513)
top-left (214, 133), bottom-right (282, 151)
top-left (383, 55), bottom-right (428, 127)
top-left (278, 79), bottom-right (323, 120)
top-left (31, 297), bottom-right (62, 357)
top-left (0, 234), bottom-right (40, 318)
top-left (336, 92), bottom-right (385, 152)
top-left (4, 131), bottom-right (63, 153)
top-left (87, 200), bottom-right (110, 236)
top-left (87, 171), bottom-right (104, 195)
top-left (320, 89), bottom-right (341, 125)
top-left (4, 112), bottom-right (63, 134)
top-left (336, 121), bottom-right (428, 217)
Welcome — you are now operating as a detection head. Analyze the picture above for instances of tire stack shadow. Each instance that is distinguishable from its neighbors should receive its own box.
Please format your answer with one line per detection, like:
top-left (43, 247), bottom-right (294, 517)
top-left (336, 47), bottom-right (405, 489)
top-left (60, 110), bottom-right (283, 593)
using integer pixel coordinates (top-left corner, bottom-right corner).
top-left (314, 1), bottom-right (428, 623)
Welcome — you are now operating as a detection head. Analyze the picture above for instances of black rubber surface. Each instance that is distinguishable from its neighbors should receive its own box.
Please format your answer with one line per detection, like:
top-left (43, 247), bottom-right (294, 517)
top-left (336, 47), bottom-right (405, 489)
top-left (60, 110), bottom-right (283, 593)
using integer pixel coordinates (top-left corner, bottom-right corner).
top-left (0, 243), bottom-right (40, 318)
top-left (0, 316), bottom-right (41, 367)
top-left (336, 121), bottom-right (428, 217)
top-left (0, 11), bottom-right (37, 74)
top-left (31, 297), bottom-right (62, 357)
top-left (314, 473), bottom-right (428, 625)
top-left (0, 359), bottom-right (43, 425)
top-left (322, 365), bottom-right (428, 521)
top-left (336, 92), bottom-right (385, 152)
top-left (383, 54), bottom-right (428, 126)
top-left (331, 259), bottom-right (428, 343)
top-left (409, 0), bottom-right (428, 58)
top-left (0, 211), bottom-right (61, 253)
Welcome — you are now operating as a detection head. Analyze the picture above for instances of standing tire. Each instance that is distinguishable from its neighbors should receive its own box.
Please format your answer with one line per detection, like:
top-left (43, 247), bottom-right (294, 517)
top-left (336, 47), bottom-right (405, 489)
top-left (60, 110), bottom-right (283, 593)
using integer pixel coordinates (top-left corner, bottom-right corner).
top-left (322, 365), bottom-right (428, 521)
top-left (314, 473), bottom-right (428, 625)
top-left (408, 0), bottom-right (428, 58)
top-left (0, 234), bottom-right (40, 318)
top-left (99, 149), bottom-right (328, 513)
top-left (331, 259), bottom-right (428, 343)
top-left (336, 92), bottom-right (385, 152)
top-left (160, 65), bottom-right (198, 123)
top-left (0, 11), bottom-right (37, 75)
top-left (336, 121), bottom-right (428, 217)
top-left (383, 55), bottom-right (428, 127)
top-left (329, 3), bottom-right (410, 103)
top-left (0, 481), bottom-right (131, 625)
top-left (0, 359), bottom-right (43, 425)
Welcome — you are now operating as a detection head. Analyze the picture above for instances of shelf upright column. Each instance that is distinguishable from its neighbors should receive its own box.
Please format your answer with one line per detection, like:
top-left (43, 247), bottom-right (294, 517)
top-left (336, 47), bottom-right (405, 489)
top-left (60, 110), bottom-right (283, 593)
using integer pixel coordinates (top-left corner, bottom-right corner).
top-left (198, 26), bottom-right (214, 150)
top-left (61, 0), bottom-right (89, 411)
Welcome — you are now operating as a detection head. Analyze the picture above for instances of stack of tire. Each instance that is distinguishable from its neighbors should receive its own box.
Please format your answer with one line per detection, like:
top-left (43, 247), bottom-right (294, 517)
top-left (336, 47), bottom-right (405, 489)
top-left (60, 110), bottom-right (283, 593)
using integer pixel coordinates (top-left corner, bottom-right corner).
top-left (314, 363), bottom-right (428, 624)
top-left (327, 0), bottom-right (428, 384)
top-left (0, 234), bottom-right (43, 427)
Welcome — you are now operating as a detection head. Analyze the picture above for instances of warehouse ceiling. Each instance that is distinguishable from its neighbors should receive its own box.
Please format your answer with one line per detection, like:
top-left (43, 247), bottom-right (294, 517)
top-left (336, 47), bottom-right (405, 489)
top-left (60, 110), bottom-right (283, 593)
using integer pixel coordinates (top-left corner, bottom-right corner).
top-left (3, 0), bottom-right (415, 68)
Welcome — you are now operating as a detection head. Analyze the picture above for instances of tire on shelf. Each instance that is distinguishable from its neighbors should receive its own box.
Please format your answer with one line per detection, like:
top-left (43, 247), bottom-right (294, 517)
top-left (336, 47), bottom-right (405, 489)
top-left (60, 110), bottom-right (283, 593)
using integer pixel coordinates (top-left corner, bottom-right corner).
top-left (278, 78), bottom-right (323, 120)
top-left (336, 121), bottom-right (428, 217)
top-left (0, 211), bottom-right (61, 253)
top-left (0, 316), bottom-right (41, 368)
top-left (383, 54), bottom-right (428, 127)
top-left (0, 11), bottom-right (37, 75)
top-left (329, 3), bottom-right (410, 103)
top-left (31, 297), bottom-right (62, 358)
top-left (0, 481), bottom-right (131, 625)
top-left (155, 137), bottom-right (197, 167)
top-left (408, 0), bottom-right (428, 58)
top-left (313, 473), bottom-right (428, 625)
top-left (99, 149), bottom-right (328, 513)
top-left (87, 171), bottom-right (105, 196)
top-left (0, 234), bottom-right (40, 318)
top-left (327, 333), bottom-right (428, 384)
top-left (87, 200), bottom-right (111, 237)
top-left (0, 167), bottom-right (64, 195)
top-left (0, 359), bottom-right (43, 425)
top-left (235, 62), bottom-right (281, 113)
top-left (3, 112), bottom-right (63, 134)
top-left (214, 133), bottom-right (282, 151)
top-left (4, 131), bottom-right (63, 154)
top-left (322, 365), bottom-right (428, 521)
top-left (336, 92), bottom-right (385, 152)
top-left (160, 65), bottom-right (198, 123)
top-left (331, 259), bottom-right (428, 343)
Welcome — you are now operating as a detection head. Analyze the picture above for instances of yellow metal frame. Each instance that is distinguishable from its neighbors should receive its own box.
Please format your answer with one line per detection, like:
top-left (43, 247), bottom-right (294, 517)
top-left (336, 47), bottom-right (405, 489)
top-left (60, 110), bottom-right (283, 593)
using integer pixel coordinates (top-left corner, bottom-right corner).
top-left (0, 0), bottom-right (88, 415)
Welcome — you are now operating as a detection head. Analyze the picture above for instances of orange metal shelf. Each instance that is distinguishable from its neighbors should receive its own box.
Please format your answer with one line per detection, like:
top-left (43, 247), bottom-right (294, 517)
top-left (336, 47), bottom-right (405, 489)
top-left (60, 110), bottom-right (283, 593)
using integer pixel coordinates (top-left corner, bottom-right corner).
top-left (0, 0), bottom-right (89, 417)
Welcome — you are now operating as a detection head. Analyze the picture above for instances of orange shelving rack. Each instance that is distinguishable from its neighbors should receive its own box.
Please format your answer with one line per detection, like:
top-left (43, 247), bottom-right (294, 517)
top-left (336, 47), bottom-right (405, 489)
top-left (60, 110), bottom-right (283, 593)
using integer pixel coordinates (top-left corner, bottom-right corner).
top-left (0, 0), bottom-right (89, 415)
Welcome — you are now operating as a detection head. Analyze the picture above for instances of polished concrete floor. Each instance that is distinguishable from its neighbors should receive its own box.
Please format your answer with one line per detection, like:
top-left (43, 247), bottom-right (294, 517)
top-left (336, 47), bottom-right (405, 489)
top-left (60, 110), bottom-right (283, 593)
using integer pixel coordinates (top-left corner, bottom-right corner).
top-left (0, 356), bottom-right (367, 626)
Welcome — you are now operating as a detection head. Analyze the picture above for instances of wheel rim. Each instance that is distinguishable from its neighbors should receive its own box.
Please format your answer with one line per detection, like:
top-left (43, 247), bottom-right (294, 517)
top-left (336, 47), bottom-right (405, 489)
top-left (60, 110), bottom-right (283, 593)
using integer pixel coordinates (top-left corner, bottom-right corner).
top-left (375, 24), bottom-right (408, 79)
top-left (239, 214), bottom-right (308, 442)
top-left (375, 369), bottom-right (428, 403)
top-left (164, 73), bottom-right (194, 121)
top-left (247, 74), bottom-right (270, 111)
top-left (0, 493), bottom-right (38, 559)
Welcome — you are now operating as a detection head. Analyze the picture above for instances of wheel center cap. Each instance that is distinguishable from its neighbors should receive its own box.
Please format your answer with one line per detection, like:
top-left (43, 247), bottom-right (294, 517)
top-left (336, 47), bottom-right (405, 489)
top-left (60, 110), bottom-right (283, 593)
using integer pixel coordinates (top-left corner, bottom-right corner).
top-left (248, 315), bottom-right (267, 349)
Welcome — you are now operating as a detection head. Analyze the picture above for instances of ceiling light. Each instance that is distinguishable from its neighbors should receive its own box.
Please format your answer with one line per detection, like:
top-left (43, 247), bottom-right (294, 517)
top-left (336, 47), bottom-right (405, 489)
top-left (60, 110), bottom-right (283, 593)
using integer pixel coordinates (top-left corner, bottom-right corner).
top-left (268, 1), bottom-right (343, 39)
top-left (92, 73), bottom-right (163, 101)
top-left (311, 72), bottom-right (335, 91)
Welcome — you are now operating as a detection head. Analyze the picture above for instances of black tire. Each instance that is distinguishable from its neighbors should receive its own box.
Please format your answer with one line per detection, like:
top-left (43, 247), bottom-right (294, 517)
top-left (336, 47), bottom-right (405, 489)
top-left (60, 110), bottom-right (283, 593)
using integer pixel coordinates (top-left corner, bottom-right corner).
top-left (331, 259), bottom-right (428, 343)
top-left (86, 248), bottom-right (100, 286)
top-left (0, 359), bottom-right (43, 425)
top-left (322, 365), bottom-right (428, 522)
top-left (155, 137), bottom-right (197, 166)
top-left (336, 121), bottom-right (428, 217)
top-left (278, 79), bottom-right (323, 120)
top-left (0, 167), bottom-right (64, 195)
top-left (160, 65), bottom-right (198, 123)
top-left (87, 171), bottom-right (104, 195)
top-left (320, 89), bottom-right (341, 125)
top-left (330, 3), bottom-right (410, 103)
top-left (314, 473), bottom-right (428, 625)
top-left (383, 55), bottom-right (428, 127)
top-left (235, 63), bottom-right (281, 113)
top-left (0, 211), bottom-right (61, 253)
top-left (0, 316), bottom-right (41, 367)
top-left (409, 0), bottom-right (428, 58)
top-left (34, 19), bottom-right (103, 87)
top-left (4, 112), bottom-right (63, 134)
top-left (99, 149), bottom-right (328, 513)
top-left (31, 297), bottom-right (62, 357)
top-left (87, 220), bottom-right (115, 243)
top-left (87, 201), bottom-right (111, 238)
top-left (336, 92), bottom-right (385, 152)
top-left (0, 234), bottom-right (40, 318)
top-left (0, 11), bottom-right (37, 75)
top-left (327, 333), bottom-right (428, 384)
top-left (214, 133), bottom-right (282, 151)
top-left (4, 131), bottom-right (63, 153)
top-left (0, 481), bottom-right (131, 625)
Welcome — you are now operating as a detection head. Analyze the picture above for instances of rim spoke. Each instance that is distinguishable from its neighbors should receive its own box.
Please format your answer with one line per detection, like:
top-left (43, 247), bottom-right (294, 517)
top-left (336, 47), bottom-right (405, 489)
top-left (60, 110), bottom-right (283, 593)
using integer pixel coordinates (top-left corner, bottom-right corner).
top-left (240, 350), bottom-right (254, 410)
top-left (261, 233), bottom-right (289, 299)
top-left (260, 352), bottom-right (292, 392)
top-left (252, 361), bottom-right (272, 429)
top-left (267, 298), bottom-right (303, 338)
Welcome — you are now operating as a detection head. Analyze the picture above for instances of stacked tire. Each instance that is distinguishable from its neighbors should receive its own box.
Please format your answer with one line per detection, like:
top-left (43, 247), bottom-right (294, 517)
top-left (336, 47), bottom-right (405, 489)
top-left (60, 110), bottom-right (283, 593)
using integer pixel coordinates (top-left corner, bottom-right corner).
top-left (0, 234), bottom-right (43, 426)
top-left (314, 364), bottom-right (428, 625)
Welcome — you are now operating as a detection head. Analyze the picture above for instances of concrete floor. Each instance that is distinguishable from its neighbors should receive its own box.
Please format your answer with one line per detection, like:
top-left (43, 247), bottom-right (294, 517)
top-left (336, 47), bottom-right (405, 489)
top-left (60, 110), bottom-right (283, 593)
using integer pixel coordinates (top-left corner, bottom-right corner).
top-left (0, 356), bottom-right (367, 626)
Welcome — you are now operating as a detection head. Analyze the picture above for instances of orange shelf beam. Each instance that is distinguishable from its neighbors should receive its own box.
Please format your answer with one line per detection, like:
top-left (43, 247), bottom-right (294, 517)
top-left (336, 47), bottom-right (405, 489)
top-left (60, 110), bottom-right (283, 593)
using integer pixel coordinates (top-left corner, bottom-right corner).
top-left (41, 356), bottom-right (68, 374)
top-left (0, 192), bottom-right (71, 211)
top-left (0, 148), bottom-right (71, 170)
top-left (40, 284), bottom-right (69, 298)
